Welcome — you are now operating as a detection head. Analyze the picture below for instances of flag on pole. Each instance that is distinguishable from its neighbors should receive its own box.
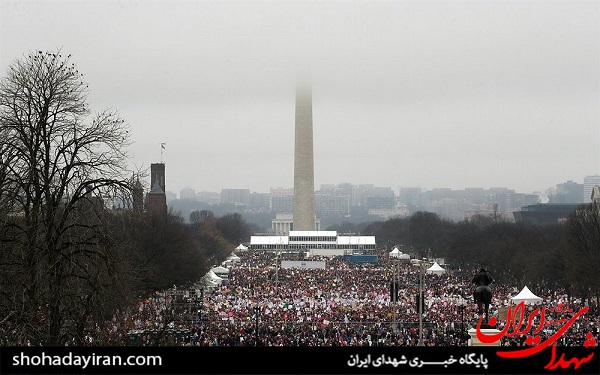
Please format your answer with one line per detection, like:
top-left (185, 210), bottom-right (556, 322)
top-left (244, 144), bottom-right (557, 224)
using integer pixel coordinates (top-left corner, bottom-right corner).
top-left (161, 143), bottom-right (166, 149)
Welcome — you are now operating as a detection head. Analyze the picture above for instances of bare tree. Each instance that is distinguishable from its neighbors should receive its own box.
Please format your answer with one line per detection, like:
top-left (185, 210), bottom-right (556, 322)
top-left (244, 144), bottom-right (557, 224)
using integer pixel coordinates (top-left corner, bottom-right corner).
top-left (216, 212), bottom-right (251, 245)
top-left (0, 51), bottom-right (136, 345)
top-left (189, 209), bottom-right (213, 225)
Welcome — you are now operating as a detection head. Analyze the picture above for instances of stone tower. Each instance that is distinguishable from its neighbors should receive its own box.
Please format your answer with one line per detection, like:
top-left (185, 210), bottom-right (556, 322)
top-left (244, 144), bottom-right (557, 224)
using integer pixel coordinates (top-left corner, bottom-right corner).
top-left (147, 163), bottom-right (167, 217)
top-left (150, 163), bottom-right (166, 193)
top-left (293, 83), bottom-right (316, 231)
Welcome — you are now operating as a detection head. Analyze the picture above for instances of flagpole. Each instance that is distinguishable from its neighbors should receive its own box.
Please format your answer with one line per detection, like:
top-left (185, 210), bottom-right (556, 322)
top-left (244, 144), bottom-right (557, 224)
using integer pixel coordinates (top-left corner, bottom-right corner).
top-left (160, 143), bottom-right (165, 163)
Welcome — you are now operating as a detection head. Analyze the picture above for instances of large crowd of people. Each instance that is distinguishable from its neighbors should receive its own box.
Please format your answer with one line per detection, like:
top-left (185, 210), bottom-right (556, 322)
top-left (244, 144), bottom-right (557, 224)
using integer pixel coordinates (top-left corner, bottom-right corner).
top-left (113, 249), bottom-right (599, 347)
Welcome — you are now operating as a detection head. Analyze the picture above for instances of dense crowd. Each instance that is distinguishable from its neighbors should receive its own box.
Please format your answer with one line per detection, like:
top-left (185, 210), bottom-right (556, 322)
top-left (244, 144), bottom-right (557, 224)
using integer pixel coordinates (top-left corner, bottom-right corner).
top-left (114, 249), bottom-right (599, 347)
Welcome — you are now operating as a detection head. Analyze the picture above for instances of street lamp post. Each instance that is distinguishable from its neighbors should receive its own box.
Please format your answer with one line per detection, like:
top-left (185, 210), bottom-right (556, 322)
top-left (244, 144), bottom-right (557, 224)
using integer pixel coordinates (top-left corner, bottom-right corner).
top-left (417, 258), bottom-right (425, 346)
top-left (275, 251), bottom-right (280, 295)
top-left (254, 305), bottom-right (260, 347)
top-left (391, 257), bottom-right (399, 333)
top-left (456, 296), bottom-right (466, 345)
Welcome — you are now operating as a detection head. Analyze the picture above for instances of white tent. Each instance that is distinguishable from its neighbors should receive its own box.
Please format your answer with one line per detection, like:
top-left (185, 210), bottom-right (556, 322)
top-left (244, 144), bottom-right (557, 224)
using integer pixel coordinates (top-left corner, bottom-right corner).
top-left (223, 253), bottom-right (241, 267)
top-left (204, 270), bottom-right (223, 286)
top-left (426, 261), bottom-right (446, 275)
top-left (511, 286), bottom-right (543, 304)
top-left (207, 270), bottom-right (223, 280)
top-left (211, 265), bottom-right (230, 275)
top-left (390, 247), bottom-right (410, 260)
top-left (236, 243), bottom-right (248, 251)
top-left (210, 266), bottom-right (229, 279)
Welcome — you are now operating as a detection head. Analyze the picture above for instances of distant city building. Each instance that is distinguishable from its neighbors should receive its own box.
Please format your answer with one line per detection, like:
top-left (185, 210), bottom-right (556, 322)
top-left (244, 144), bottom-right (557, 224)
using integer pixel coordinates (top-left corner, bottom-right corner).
top-left (365, 195), bottom-right (396, 210)
top-left (315, 193), bottom-right (350, 218)
top-left (318, 184), bottom-right (337, 193)
top-left (464, 188), bottom-right (487, 205)
top-left (196, 191), bottom-right (220, 205)
top-left (398, 187), bottom-right (424, 210)
top-left (487, 188), bottom-right (515, 214)
top-left (336, 183), bottom-right (361, 206)
top-left (249, 192), bottom-right (271, 212)
top-left (271, 195), bottom-right (294, 214)
top-left (551, 180), bottom-right (584, 204)
top-left (180, 187), bottom-right (196, 200)
top-left (584, 175), bottom-right (600, 203)
top-left (427, 188), bottom-right (453, 203)
top-left (270, 187), bottom-right (294, 214)
top-left (512, 203), bottom-right (580, 226)
top-left (173, 181), bottom-right (569, 225)
top-left (270, 187), bottom-right (295, 197)
top-left (406, 187), bottom-right (540, 222)
top-left (368, 206), bottom-right (410, 220)
top-left (174, 182), bottom-right (549, 224)
top-left (357, 185), bottom-right (394, 207)
top-left (221, 188), bottom-right (250, 206)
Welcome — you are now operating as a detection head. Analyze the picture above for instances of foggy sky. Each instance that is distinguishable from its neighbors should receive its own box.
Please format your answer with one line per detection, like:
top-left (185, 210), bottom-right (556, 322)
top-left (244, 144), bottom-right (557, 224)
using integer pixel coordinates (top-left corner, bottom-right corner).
top-left (1, 0), bottom-right (598, 196)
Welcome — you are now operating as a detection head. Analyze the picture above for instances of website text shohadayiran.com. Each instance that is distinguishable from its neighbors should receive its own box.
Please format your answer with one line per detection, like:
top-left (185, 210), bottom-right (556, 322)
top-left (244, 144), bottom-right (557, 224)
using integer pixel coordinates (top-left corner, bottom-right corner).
top-left (12, 351), bottom-right (162, 370)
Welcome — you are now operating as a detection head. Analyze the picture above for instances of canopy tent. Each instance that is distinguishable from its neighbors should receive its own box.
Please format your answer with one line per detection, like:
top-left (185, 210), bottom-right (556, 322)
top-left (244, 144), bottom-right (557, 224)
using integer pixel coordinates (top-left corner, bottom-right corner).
top-left (223, 253), bottom-right (241, 267)
top-left (211, 265), bottom-right (230, 275)
top-left (235, 243), bottom-right (248, 251)
top-left (389, 247), bottom-right (410, 260)
top-left (204, 270), bottom-right (223, 286)
top-left (426, 261), bottom-right (446, 275)
top-left (398, 252), bottom-right (410, 260)
top-left (510, 286), bottom-right (543, 304)
top-left (207, 270), bottom-right (223, 280)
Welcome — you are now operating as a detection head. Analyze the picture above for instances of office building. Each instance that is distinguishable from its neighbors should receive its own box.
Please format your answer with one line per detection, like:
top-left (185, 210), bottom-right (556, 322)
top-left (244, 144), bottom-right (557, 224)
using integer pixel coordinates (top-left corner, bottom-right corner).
top-left (584, 175), bottom-right (600, 203)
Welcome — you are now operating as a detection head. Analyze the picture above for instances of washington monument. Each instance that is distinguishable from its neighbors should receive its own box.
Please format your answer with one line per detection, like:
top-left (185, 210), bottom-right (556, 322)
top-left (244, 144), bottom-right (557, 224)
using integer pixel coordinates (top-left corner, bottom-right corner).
top-left (293, 83), bottom-right (316, 231)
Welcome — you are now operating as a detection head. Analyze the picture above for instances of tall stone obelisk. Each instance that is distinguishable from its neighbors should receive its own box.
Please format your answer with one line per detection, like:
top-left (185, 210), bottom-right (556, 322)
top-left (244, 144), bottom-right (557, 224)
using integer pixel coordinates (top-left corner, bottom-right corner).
top-left (293, 83), bottom-right (316, 231)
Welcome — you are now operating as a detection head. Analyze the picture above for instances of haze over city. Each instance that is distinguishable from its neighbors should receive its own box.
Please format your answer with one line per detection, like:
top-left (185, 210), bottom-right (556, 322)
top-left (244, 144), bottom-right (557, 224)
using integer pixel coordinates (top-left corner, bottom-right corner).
top-left (1, 0), bottom-right (598, 196)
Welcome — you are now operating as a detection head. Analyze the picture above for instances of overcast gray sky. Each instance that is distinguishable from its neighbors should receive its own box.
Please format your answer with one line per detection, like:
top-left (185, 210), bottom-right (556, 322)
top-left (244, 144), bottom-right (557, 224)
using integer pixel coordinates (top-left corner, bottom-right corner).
top-left (1, 0), bottom-right (599, 196)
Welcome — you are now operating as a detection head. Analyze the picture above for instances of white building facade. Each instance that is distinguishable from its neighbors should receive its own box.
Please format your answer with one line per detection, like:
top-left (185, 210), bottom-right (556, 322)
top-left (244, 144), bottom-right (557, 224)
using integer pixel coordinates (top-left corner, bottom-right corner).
top-left (584, 175), bottom-right (600, 203)
top-left (250, 230), bottom-right (376, 257)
